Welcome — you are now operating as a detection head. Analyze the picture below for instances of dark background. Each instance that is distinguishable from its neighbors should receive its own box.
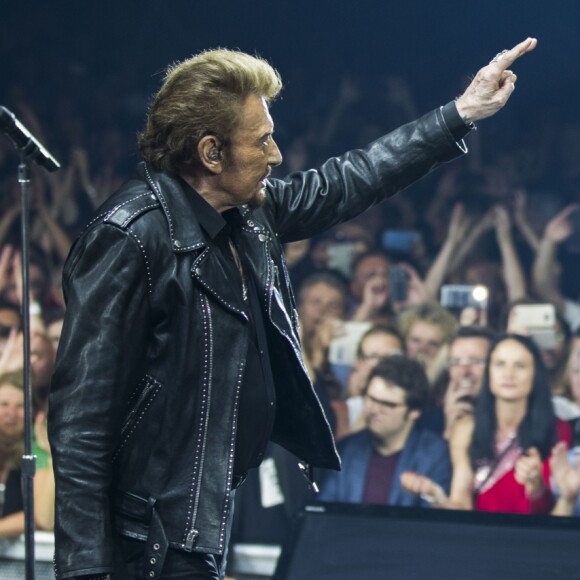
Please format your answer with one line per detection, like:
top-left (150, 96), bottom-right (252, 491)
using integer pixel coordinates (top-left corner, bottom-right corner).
top-left (2, 0), bottom-right (579, 148)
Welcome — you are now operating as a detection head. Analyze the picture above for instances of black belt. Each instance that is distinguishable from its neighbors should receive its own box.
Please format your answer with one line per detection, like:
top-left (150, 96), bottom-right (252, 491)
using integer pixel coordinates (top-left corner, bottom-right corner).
top-left (116, 491), bottom-right (169, 579)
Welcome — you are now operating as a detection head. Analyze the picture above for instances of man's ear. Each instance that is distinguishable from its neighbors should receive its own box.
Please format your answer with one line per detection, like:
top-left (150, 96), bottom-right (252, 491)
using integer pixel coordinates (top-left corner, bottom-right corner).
top-left (198, 135), bottom-right (223, 173)
top-left (408, 409), bottom-right (421, 423)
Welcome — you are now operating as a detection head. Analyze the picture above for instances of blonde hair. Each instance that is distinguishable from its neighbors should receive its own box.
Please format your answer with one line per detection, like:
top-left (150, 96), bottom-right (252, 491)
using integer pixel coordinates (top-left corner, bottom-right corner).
top-left (138, 48), bottom-right (282, 174)
top-left (397, 302), bottom-right (459, 342)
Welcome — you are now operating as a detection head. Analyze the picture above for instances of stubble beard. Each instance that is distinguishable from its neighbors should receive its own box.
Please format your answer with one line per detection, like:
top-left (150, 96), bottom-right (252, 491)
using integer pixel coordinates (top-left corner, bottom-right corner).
top-left (247, 186), bottom-right (267, 209)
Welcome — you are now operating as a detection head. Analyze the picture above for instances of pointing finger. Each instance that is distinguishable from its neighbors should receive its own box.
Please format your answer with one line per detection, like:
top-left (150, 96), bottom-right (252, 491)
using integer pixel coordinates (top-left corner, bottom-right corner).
top-left (489, 37), bottom-right (538, 72)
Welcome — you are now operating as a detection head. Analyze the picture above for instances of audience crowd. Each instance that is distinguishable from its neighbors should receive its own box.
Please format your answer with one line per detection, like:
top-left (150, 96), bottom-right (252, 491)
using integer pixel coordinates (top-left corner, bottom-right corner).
top-left (1, 61), bottom-right (580, 560)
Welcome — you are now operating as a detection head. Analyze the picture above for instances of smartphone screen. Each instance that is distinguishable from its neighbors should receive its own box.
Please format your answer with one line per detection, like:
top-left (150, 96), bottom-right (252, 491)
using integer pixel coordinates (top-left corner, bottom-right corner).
top-left (326, 242), bottom-right (357, 277)
top-left (388, 265), bottom-right (408, 304)
top-left (382, 230), bottom-right (420, 254)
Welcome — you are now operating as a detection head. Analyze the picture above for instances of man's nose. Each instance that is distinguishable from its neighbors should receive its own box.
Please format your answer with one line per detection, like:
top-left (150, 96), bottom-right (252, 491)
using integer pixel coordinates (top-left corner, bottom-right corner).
top-left (457, 365), bottom-right (473, 377)
top-left (268, 139), bottom-right (283, 167)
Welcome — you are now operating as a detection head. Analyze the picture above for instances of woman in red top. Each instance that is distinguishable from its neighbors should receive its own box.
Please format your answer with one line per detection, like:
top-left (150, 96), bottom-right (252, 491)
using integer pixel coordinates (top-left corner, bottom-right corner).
top-left (402, 334), bottom-right (572, 513)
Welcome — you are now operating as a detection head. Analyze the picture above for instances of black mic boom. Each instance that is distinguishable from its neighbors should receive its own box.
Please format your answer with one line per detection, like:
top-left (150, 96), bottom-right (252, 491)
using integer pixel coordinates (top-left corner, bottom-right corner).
top-left (0, 106), bottom-right (60, 172)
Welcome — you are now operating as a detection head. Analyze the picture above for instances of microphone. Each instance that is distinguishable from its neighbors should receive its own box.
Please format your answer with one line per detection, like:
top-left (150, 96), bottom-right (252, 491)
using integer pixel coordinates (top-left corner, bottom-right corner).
top-left (0, 106), bottom-right (60, 172)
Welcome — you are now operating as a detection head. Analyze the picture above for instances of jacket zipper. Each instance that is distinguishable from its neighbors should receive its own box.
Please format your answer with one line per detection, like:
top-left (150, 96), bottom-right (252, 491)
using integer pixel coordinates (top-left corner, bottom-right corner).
top-left (185, 528), bottom-right (199, 551)
top-left (120, 378), bottom-right (158, 438)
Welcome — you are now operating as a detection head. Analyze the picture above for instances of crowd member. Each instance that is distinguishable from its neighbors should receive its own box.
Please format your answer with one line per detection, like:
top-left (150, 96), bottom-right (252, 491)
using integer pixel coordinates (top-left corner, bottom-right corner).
top-left (319, 356), bottom-right (451, 507)
top-left (296, 271), bottom-right (349, 376)
top-left (32, 396), bottom-right (54, 532)
top-left (0, 299), bottom-right (20, 357)
top-left (550, 442), bottom-right (580, 516)
top-left (283, 219), bottom-right (377, 289)
top-left (419, 325), bottom-right (496, 438)
top-left (402, 334), bottom-right (572, 513)
top-left (532, 203), bottom-right (580, 332)
top-left (47, 40), bottom-right (537, 580)
top-left (349, 250), bottom-right (393, 322)
top-left (295, 271), bottom-right (351, 438)
top-left (398, 302), bottom-right (458, 385)
top-left (46, 311), bottom-right (65, 356)
top-left (345, 324), bottom-right (404, 430)
top-left (0, 242), bottom-right (62, 319)
top-left (551, 332), bottom-right (580, 431)
top-left (0, 372), bottom-right (25, 538)
top-left (505, 299), bottom-right (572, 397)
top-left (548, 310), bottom-right (580, 516)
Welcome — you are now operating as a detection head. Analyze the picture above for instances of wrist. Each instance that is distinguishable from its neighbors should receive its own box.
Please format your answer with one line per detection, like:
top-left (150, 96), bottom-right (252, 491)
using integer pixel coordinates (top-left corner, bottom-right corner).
top-left (454, 96), bottom-right (478, 126)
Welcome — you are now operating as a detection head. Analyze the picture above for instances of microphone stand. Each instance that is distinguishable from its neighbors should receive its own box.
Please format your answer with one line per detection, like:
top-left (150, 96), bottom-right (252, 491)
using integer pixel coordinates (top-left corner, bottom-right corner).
top-left (1, 106), bottom-right (60, 580)
top-left (18, 153), bottom-right (36, 580)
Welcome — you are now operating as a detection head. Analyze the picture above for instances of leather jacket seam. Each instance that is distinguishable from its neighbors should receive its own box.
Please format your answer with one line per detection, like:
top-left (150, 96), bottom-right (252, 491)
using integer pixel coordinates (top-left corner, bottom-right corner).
top-left (219, 356), bottom-right (246, 550)
top-left (182, 294), bottom-right (213, 548)
top-left (126, 228), bottom-right (153, 295)
top-left (121, 202), bottom-right (160, 229)
top-left (82, 191), bottom-right (152, 234)
top-left (144, 163), bottom-right (176, 243)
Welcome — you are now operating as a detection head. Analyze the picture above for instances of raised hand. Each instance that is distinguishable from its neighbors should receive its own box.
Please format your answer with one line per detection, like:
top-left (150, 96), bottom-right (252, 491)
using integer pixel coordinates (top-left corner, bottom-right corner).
top-left (400, 471), bottom-right (448, 506)
top-left (544, 204), bottom-right (580, 243)
top-left (456, 38), bottom-right (537, 123)
top-left (514, 447), bottom-right (545, 497)
top-left (550, 442), bottom-right (580, 502)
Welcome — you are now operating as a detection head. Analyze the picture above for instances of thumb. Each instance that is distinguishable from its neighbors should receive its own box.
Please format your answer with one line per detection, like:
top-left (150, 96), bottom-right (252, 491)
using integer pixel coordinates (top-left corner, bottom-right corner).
top-left (495, 71), bottom-right (517, 101)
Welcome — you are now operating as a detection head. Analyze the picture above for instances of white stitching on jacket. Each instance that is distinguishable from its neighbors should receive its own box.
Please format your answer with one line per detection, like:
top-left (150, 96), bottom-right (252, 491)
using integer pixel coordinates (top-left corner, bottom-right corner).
top-left (127, 228), bottom-right (153, 295)
top-left (144, 164), bottom-right (175, 242)
top-left (121, 202), bottom-right (160, 228)
top-left (83, 191), bottom-right (151, 233)
top-left (183, 294), bottom-right (213, 546)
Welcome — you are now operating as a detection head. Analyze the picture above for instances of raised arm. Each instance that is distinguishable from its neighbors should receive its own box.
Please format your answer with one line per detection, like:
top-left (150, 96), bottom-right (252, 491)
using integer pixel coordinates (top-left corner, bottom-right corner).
top-left (424, 203), bottom-right (472, 299)
top-left (455, 38), bottom-right (537, 124)
top-left (493, 205), bottom-right (527, 302)
top-left (271, 38), bottom-right (538, 243)
top-left (532, 204), bottom-right (580, 313)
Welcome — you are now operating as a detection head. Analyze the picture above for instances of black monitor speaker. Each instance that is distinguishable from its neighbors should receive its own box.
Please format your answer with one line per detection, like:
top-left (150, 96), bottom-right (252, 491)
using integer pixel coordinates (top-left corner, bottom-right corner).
top-left (273, 502), bottom-right (580, 580)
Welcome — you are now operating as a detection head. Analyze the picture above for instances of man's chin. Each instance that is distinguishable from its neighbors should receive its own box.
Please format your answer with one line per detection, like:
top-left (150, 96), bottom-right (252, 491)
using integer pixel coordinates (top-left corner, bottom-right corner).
top-left (247, 188), bottom-right (267, 209)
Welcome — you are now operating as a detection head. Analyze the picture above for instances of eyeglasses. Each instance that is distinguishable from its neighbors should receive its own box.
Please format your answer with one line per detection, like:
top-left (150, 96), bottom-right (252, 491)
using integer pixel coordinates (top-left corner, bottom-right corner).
top-left (448, 357), bottom-right (486, 368)
top-left (364, 393), bottom-right (407, 411)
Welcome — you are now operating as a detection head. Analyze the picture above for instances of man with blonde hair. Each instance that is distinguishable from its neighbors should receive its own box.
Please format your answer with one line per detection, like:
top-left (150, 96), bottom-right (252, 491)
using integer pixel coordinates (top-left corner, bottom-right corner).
top-left (49, 40), bottom-right (536, 579)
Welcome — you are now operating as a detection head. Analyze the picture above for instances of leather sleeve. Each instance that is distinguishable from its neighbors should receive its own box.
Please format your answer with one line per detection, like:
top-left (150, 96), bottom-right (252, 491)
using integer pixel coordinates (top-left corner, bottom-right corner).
top-left (48, 224), bottom-right (151, 578)
top-left (266, 107), bottom-right (466, 243)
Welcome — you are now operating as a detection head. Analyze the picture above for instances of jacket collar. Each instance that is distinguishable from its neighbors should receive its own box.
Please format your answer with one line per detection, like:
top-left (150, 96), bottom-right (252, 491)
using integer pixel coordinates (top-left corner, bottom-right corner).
top-left (137, 161), bottom-right (236, 253)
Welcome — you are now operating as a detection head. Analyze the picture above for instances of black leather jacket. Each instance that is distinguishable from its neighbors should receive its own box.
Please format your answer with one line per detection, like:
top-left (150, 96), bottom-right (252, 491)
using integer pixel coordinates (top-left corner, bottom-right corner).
top-left (48, 106), bottom-right (465, 578)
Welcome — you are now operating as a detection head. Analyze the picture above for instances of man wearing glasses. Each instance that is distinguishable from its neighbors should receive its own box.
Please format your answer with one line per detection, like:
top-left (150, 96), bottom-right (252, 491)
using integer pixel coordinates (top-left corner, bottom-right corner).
top-left (319, 356), bottom-right (450, 507)
top-left (418, 326), bottom-right (496, 438)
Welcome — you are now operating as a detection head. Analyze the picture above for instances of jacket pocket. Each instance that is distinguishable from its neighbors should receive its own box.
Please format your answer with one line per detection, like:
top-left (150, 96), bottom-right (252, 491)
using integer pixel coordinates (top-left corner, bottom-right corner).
top-left (113, 374), bottom-right (163, 461)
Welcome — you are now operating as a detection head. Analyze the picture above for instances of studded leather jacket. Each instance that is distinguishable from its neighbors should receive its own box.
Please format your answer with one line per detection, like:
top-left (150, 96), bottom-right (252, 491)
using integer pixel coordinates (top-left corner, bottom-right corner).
top-left (48, 105), bottom-right (466, 578)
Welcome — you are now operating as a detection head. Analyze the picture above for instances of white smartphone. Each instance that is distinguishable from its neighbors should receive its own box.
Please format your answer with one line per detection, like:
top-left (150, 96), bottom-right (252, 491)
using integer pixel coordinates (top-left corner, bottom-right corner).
top-left (509, 303), bottom-right (556, 350)
top-left (328, 321), bottom-right (372, 366)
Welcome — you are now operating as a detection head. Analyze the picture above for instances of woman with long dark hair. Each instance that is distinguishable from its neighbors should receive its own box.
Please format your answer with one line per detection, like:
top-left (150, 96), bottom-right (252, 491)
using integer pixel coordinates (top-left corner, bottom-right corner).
top-left (402, 334), bottom-right (572, 513)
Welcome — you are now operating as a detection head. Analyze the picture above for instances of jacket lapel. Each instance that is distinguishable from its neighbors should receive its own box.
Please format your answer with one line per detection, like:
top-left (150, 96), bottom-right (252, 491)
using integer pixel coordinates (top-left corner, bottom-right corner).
top-left (389, 426), bottom-right (419, 506)
top-left (191, 248), bottom-right (248, 320)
